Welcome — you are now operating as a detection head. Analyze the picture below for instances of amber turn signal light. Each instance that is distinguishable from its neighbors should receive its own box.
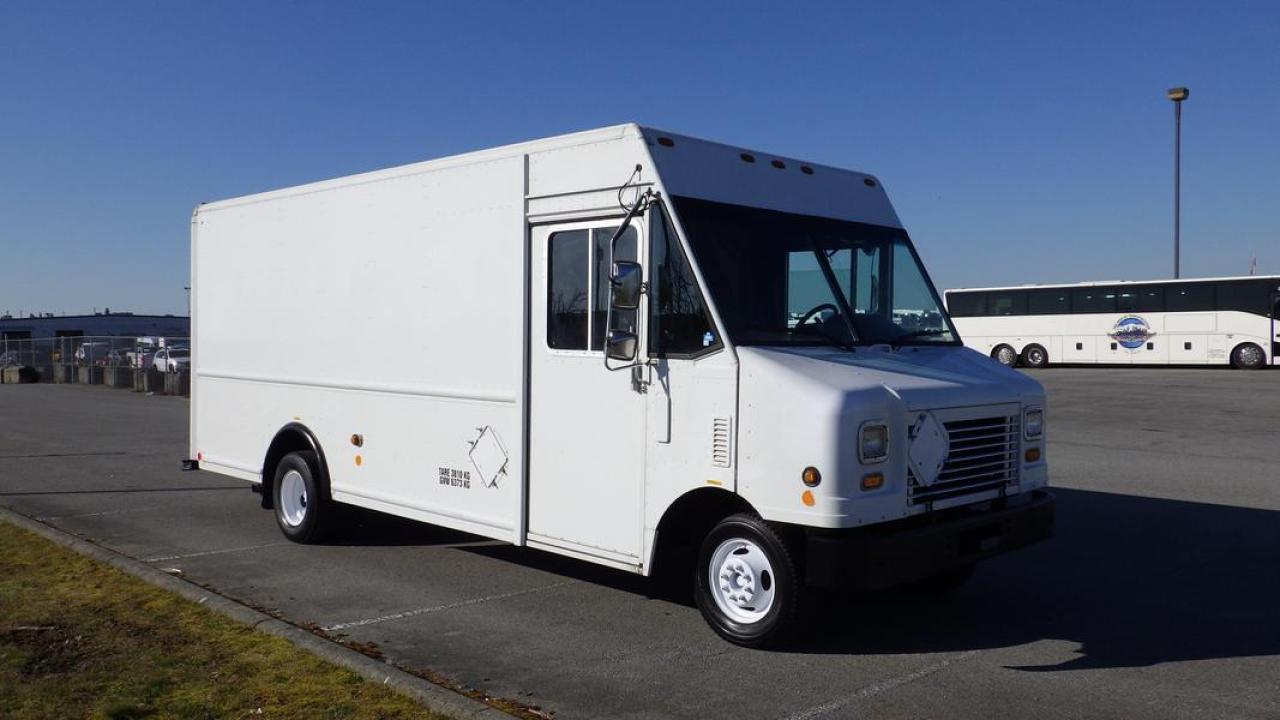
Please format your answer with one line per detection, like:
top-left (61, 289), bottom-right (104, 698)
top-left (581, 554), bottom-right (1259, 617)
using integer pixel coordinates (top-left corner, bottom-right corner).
top-left (861, 473), bottom-right (884, 490)
top-left (1025, 447), bottom-right (1041, 463)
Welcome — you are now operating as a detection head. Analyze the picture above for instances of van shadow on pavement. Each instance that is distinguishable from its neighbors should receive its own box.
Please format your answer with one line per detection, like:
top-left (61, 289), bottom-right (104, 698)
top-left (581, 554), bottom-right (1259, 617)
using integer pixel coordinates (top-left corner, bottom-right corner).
top-left (334, 488), bottom-right (1280, 669)
top-left (798, 487), bottom-right (1280, 669)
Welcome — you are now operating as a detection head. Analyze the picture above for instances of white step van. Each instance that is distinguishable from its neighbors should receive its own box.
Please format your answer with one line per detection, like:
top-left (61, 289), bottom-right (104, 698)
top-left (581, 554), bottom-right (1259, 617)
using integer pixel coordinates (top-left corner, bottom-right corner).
top-left (189, 124), bottom-right (1054, 646)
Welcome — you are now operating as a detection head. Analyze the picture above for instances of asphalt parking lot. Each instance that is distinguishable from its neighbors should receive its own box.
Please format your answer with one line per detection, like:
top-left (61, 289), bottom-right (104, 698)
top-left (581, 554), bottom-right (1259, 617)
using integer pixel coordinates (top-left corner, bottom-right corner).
top-left (2, 368), bottom-right (1278, 719)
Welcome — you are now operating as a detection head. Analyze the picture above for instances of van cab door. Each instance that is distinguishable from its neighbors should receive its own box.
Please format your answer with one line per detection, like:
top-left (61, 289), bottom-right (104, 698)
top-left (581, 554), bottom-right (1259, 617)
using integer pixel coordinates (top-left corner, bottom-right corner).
top-left (528, 219), bottom-right (646, 563)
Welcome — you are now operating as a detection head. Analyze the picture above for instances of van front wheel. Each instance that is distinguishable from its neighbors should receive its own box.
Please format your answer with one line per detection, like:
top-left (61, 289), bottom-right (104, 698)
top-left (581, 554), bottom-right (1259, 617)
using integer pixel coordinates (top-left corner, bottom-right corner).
top-left (695, 514), bottom-right (799, 648)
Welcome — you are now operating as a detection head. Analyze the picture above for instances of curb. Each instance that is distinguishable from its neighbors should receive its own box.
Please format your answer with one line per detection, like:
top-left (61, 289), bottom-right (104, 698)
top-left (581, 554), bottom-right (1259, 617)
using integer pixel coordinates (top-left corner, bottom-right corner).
top-left (0, 505), bottom-right (512, 720)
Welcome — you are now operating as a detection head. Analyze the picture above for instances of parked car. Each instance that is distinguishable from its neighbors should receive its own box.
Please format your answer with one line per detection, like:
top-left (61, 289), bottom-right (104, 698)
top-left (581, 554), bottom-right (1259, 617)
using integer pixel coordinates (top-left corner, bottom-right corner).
top-left (153, 347), bottom-right (190, 372)
top-left (101, 348), bottom-right (135, 367)
top-left (0, 349), bottom-right (51, 368)
top-left (74, 342), bottom-right (112, 366)
top-left (126, 348), bottom-right (158, 369)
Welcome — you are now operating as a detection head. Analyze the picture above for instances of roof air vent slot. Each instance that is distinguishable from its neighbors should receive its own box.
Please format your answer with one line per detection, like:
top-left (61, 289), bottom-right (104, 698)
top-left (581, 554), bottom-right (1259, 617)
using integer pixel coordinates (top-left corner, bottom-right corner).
top-left (800, 165), bottom-right (815, 175)
top-left (771, 159), bottom-right (786, 169)
top-left (739, 153), bottom-right (756, 163)
top-left (657, 136), bottom-right (675, 147)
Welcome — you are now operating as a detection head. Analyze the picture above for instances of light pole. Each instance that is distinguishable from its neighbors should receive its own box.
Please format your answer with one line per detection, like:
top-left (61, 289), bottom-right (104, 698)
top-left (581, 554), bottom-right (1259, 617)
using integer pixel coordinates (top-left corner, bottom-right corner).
top-left (1167, 86), bottom-right (1189, 279)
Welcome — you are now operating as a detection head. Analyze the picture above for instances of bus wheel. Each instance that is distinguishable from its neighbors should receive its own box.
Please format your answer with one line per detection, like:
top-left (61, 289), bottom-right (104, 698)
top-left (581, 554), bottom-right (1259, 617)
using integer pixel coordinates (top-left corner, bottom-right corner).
top-left (273, 450), bottom-right (334, 543)
top-left (1230, 342), bottom-right (1265, 370)
top-left (695, 514), bottom-right (799, 648)
top-left (992, 345), bottom-right (1018, 367)
top-left (1022, 344), bottom-right (1049, 369)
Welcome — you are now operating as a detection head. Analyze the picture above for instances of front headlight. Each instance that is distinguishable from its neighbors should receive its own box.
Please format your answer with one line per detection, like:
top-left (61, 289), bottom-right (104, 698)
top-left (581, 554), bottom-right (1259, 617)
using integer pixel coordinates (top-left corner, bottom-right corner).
top-left (1024, 407), bottom-right (1044, 439)
top-left (859, 422), bottom-right (889, 464)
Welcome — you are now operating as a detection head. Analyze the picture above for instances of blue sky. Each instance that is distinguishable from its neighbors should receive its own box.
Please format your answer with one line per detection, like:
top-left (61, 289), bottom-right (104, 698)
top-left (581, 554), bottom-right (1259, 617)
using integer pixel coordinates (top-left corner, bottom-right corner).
top-left (1, 1), bottom-right (1277, 316)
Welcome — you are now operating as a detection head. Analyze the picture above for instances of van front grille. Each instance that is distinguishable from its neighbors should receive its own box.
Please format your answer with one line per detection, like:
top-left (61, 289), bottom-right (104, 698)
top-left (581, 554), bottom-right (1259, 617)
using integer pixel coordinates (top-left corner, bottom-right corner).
top-left (909, 414), bottom-right (1019, 506)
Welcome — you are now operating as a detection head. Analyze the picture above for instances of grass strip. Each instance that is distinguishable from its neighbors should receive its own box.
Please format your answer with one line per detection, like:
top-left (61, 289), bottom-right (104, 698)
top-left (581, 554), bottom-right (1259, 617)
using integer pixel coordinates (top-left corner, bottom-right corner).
top-left (0, 519), bottom-right (450, 719)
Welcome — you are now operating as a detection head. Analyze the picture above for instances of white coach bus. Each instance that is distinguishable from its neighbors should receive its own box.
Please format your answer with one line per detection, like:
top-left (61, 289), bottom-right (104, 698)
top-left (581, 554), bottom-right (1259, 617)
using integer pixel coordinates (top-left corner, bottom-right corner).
top-left (945, 276), bottom-right (1280, 369)
top-left (190, 124), bottom-right (1054, 646)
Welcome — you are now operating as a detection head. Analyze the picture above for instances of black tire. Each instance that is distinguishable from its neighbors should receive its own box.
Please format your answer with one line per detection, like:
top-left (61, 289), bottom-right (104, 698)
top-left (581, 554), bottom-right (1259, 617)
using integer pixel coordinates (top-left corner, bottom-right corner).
top-left (695, 514), bottom-right (800, 648)
top-left (1021, 344), bottom-right (1049, 369)
top-left (991, 344), bottom-right (1018, 367)
top-left (272, 450), bottom-right (333, 543)
top-left (906, 563), bottom-right (975, 594)
top-left (1230, 342), bottom-right (1265, 370)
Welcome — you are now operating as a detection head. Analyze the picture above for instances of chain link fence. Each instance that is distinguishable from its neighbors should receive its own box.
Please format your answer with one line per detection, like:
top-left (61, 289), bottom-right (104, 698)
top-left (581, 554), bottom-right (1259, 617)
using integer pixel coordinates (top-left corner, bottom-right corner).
top-left (0, 335), bottom-right (190, 394)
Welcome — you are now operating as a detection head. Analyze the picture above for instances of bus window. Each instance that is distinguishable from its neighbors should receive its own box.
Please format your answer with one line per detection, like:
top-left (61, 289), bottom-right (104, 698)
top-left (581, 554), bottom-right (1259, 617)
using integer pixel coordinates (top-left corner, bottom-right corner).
top-left (1026, 289), bottom-right (1068, 315)
top-left (1216, 280), bottom-right (1269, 315)
top-left (1133, 286), bottom-right (1164, 312)
top-left (1115, 289), bottom-right (1139, 312)
top-left (1166, 284), bottom-right (1214, 312)
top-left (947, 292), bottom-right (986, 317)
top-left (1072, 288), bottom-right (1116, 313)
top-left (990, 291), bottom-right (1027, 316)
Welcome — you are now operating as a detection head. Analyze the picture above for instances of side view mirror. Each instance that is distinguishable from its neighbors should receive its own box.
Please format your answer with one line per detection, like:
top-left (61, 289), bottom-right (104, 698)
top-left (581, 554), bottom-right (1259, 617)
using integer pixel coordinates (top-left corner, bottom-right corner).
top-left (610, 261), bottom-right (642, 310)
top-left (606, 329), bottom-right (638, 362)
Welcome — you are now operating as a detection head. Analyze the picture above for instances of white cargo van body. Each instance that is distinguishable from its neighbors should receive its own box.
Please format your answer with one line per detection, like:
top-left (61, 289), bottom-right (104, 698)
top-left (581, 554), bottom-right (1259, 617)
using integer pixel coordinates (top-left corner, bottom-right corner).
top-left (192, 124), bottom-right (1053, 645)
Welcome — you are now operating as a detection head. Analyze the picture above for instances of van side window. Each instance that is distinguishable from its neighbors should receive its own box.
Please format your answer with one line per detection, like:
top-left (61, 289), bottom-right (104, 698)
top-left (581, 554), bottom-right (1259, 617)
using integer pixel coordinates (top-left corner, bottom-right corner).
top-left (548, 230), bottom-right (590, 349)
top-left (650, 205), bottom-right (720, 356)
top-left (548, 226), bottom-right (638, 351)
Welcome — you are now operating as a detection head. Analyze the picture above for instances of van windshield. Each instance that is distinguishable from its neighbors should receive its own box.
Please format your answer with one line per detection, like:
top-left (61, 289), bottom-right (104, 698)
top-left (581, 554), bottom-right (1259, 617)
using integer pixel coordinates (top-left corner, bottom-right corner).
top-left (672, 196), bottom-right (958, 348)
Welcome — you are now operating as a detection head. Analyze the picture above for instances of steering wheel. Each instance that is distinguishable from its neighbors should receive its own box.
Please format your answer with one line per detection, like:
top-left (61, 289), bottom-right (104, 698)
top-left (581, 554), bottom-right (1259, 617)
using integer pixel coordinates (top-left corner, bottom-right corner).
top-left (796, 303), bottom-right (839, 326)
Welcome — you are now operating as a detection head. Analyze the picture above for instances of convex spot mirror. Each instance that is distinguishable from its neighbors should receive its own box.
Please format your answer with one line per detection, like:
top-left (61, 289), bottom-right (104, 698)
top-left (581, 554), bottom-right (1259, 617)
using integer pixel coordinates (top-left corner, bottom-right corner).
top-left (610, 261), bottom-right (642, 310)
top-left (606, 329), bottom-right (638, 362)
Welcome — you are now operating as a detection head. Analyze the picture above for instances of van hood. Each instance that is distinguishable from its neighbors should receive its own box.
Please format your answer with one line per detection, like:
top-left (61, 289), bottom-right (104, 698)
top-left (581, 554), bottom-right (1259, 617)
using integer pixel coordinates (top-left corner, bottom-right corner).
top-left (736, 345), bottom-right (1044, 411)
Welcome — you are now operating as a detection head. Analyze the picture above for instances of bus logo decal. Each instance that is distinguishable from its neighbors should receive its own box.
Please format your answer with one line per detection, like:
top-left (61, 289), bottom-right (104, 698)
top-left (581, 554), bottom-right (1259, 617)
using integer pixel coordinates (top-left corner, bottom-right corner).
top-left (1108, 315), bottom-right (1155, 350)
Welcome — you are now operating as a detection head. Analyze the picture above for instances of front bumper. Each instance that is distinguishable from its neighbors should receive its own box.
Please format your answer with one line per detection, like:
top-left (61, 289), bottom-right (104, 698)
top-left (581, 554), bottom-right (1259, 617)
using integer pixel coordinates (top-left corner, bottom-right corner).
top-left (805, 490), bottom-right (1055, 590)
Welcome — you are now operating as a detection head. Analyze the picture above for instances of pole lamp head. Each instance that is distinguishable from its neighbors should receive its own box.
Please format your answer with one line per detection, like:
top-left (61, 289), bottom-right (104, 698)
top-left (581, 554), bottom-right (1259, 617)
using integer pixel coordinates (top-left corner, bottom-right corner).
top-left (1167, 87), bottom-right (1190, 102)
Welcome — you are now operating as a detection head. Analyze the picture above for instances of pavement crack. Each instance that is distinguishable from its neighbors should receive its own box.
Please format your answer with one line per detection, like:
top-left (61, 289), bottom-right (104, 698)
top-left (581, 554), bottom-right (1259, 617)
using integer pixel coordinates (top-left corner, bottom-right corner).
top-left (781, 650), bottom-right (980, 720)
top-left (143, 541), bottom-right (289, 562)
top-left (322, 580), bottom-right (577, 632)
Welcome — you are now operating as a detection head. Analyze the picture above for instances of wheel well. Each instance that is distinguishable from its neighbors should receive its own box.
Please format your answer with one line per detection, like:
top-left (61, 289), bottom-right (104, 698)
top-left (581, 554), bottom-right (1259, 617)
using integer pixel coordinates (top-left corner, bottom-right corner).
top-left (650, 488), bottom-right (755, 579)
top-left (1231, 341), bottom-right (1265, 366)
top-left (260, 423), bottom-right (330, 509)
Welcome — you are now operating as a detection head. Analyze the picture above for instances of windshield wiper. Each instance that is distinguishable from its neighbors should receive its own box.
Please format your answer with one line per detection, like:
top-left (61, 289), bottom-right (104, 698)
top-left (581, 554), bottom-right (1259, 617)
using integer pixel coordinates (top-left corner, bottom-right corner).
top-left (891, 329), bottom-right (951, 344)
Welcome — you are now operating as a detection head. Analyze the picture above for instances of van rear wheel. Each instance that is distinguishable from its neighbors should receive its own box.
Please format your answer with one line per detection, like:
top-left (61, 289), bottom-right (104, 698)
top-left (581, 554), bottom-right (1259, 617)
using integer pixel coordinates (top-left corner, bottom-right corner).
top-left (273, 450), bottom-right (333, 543)
top-left (695, 514), bottom-right (799, 648)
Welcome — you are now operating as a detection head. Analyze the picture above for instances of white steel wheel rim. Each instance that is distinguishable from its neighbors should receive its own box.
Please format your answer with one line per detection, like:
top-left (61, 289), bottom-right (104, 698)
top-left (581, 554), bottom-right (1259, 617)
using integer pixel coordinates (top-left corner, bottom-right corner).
top-left (280, 469), bottom-right (308, 527)
top-left (996, 347), bottom-right (1016, 365)
top-left (1238, 345), bottom-right (1262, 367)
top-left (709, 537), bottom-right (776, 625)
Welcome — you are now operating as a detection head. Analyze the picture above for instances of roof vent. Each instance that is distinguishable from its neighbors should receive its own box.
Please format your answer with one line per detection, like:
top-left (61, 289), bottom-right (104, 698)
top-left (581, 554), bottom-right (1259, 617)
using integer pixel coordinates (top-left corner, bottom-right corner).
top-left (800, 165), bottom-right (815, 175)
top-left (656, 136), bottom-right (675, 147)
top-left (863, 177), bottom-right (877, 187)
top-left (771, 159), bottom-right (786, 169)
top-left (739, 153), bottom-right (756, 163)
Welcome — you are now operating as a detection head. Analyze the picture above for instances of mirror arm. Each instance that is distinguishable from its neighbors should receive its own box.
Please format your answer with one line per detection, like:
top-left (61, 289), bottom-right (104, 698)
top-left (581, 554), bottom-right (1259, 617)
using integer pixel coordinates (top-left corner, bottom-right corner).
top-left (603, 187), bottom-right (658, 372)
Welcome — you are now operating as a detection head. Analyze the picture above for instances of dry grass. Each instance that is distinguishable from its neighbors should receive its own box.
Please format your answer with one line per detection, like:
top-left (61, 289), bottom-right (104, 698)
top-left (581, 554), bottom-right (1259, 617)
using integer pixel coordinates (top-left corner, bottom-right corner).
top-left (0, 520), bottom-right (451, 719)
